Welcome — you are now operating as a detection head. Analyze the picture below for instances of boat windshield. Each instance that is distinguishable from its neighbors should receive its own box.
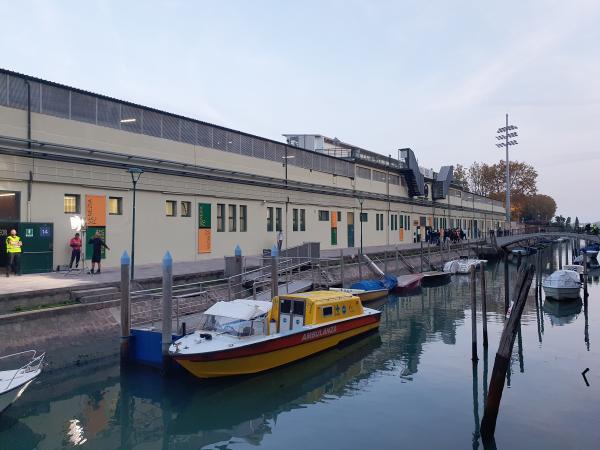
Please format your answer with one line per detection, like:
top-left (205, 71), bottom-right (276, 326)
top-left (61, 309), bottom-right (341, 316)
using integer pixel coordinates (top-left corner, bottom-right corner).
top-left (197, 313), bottom-right (267, 337)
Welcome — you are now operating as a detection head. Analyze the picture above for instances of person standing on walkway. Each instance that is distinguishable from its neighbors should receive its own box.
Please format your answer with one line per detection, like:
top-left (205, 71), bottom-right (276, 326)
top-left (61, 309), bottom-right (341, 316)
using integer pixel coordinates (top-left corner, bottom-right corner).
top-left (88, 231), bottom-right (110, 274)
top-left (69, 232), bottom-right (82, 269)
top-left (5, 228), bottom-right (22, 277)
top-left (277, 230), bottom-right (284, 252)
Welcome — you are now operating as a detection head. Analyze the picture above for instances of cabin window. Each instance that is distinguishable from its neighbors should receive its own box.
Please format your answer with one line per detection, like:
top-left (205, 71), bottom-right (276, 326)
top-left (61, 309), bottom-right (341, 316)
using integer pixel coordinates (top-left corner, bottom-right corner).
top-left (293, 301), bottom-right (305, 316)
top-left (280, 299), bottom-right (292, 314)
top-left (322, 306), bottom-right (333, 317)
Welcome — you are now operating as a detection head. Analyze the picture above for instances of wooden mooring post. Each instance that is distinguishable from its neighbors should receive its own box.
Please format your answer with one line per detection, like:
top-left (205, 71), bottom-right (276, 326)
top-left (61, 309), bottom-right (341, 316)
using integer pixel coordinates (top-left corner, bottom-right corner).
top-left (161, 251), bottom-right (173, 372)
top-left (470, 266), bottom-right (478, 361)
top-left (583, 252), bottom-right (588, 298)
top-left (420, 240), bottom-right (424, 273)
top-left (480, 261), bottom-right (488, 348)
top-left (480, 264), bottom-right (535, 441)
top-left (120, 251), bottom-right (131, 365)
top-left (503, 253), bottom-right (510, 313)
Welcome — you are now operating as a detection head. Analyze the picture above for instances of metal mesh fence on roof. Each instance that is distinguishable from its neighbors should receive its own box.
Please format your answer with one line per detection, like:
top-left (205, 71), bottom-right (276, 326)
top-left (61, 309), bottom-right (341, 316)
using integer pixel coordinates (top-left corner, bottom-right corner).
top-left (2, 72), bottom-right (354, 178)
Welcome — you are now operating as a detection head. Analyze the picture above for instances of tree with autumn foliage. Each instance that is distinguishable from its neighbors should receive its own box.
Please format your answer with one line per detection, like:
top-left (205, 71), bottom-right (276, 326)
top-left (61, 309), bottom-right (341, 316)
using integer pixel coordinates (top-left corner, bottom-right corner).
top-left (455, 159), bottom-right (554, 222)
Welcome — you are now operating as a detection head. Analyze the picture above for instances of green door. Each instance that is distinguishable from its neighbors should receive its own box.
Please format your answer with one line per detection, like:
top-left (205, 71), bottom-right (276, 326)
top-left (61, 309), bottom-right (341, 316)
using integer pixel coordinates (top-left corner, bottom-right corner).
top-left (18, 222), bottom-right (54, 274)
top-left (347, 212), bottom-right (355, 247)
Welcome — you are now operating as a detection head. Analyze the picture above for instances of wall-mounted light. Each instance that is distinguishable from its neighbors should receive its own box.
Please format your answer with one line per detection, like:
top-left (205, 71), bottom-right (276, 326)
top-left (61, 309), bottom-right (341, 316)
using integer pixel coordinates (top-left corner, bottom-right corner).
top-left (120, 118), bottom-right (137, 124)
top-left (0, 192), bottom-right (16, 197)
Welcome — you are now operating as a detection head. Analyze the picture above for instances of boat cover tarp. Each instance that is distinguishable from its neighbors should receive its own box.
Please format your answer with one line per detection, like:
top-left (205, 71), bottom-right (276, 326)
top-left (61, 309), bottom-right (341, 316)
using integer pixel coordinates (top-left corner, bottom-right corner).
top-left (543, 270), bottom-right (581, 289)
top-left (204, 299), bottom-right (272, 320)
top-left (351, 274), bottom-right (397, 291)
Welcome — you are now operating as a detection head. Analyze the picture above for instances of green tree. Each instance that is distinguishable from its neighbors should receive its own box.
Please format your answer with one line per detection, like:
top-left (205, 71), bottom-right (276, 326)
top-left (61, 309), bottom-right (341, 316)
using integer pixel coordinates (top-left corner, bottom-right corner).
top-left (520, 194), bottom-right (557, 223)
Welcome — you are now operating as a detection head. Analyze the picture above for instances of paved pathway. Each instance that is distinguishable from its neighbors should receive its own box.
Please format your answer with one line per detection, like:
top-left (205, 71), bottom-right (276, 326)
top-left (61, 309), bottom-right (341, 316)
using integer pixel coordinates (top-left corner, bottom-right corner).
top-left (1, 257), bottom-right (260, 296)
top-left (1, 240), bottom-right (482, 296)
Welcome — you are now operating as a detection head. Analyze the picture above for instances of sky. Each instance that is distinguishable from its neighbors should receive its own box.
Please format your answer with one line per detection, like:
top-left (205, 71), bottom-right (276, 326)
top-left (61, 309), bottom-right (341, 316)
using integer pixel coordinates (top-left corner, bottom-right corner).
top-left (1, 0), bottom-right (599, 222)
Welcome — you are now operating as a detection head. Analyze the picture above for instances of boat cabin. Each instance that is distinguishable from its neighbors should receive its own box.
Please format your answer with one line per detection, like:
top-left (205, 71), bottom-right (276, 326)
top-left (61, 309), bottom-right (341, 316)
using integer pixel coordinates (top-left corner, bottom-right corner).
top-left (268, 291), bottom-right (363, 333)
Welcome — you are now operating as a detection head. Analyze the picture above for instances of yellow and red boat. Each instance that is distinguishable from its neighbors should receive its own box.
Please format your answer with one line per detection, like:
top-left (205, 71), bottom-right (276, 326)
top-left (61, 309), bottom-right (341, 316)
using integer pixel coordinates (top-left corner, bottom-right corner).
top-left (170, 291), bottom-right (381, 379)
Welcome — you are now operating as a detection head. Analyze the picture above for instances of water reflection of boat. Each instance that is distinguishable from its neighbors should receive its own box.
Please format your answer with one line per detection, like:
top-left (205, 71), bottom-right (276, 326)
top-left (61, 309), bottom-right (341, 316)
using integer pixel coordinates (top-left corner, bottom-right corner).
top-left (543, 298), bottom-right (582, 326)
top-left (168, 332), bottom-right (382, 447)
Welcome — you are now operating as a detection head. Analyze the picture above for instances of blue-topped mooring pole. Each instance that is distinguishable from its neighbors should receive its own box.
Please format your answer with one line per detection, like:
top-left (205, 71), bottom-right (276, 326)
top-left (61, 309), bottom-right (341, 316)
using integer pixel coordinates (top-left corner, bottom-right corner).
top-left (120, 251), bottom-right (131, 364)
top-left (162, 251), bottom-right (173, 372)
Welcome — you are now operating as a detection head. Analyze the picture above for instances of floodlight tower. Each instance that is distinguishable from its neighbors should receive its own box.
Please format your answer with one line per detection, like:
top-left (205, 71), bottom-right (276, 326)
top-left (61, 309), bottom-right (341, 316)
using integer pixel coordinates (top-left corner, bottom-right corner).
top-left (496, 114), bottom-right (518, 231)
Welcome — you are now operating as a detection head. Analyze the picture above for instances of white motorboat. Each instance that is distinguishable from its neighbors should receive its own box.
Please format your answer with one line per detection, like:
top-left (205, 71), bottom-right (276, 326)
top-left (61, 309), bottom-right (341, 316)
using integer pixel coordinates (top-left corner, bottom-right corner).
top-left (542, 270), bottom-right (582, 301)
top-left (443, 257), bottom-right (487, 274)
top-left (0, 350), bottom-right (45, 413)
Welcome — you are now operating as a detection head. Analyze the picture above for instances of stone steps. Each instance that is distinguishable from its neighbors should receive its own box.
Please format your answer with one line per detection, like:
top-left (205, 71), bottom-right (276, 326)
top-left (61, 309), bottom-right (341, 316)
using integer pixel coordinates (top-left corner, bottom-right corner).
top-left (72, 286), bottom-right (120, 304)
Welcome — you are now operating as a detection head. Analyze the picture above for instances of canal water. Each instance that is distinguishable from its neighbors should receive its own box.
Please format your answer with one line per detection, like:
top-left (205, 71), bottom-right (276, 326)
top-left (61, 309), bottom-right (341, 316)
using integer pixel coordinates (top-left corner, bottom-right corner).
top-left (1, 249), bottom-right (599, 449)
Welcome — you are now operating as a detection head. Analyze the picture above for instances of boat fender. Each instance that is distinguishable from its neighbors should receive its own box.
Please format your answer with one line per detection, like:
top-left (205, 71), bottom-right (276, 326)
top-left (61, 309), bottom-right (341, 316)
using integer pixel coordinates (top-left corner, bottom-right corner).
top-left (199, 333), bottom-right (212, 340)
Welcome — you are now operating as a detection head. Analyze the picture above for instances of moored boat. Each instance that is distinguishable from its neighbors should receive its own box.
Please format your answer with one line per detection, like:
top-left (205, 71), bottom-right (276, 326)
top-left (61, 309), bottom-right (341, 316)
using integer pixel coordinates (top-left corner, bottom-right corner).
top-left (0, 350), bottom-right (45, 414)
top-left (581, 243), bottom-right (599, 259)
top-left (421, 270), bottom-right (452, 287)
top-left (542, 270), bottom-right (582, 301)
top-left (170, 292), bottom-right (381, 378)
top-left (396, 273), bottom-right (424, 292)
top-left (329, 287), bottom-right (388, 303)
top-left (443, 257), bottom-right (486, 274)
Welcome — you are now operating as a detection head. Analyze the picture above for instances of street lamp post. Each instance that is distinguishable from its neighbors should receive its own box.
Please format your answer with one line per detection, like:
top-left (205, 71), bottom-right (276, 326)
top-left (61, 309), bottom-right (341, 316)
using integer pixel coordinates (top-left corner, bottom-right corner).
top-left (128, 168), bottom-right (144, 280)
top-left (496, 114), bottom-right (518, 231)
top-left (282, 150), bottom-right (295, 252)
top-left (359, 199), bottom-right (364, 254)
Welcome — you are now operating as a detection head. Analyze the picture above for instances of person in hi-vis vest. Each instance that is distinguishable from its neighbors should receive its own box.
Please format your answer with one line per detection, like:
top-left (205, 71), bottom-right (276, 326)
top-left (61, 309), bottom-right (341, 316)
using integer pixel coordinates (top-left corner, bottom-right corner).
top-left (5, 228), bottom-right (22, 277)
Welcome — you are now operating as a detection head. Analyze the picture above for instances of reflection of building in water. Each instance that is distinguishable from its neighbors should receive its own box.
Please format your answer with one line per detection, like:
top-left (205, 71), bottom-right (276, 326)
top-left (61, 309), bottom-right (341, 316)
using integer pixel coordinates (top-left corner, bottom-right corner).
top-left (5, 260), bottom-right (572, 449)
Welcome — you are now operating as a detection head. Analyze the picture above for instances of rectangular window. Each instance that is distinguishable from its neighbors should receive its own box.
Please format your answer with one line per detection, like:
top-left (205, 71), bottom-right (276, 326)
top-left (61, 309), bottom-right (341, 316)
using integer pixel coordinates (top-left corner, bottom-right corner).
top-left (217, 203), bottom-right (225, 231)
top-left (64, 194), bottom-right (80, 214)
top-left (300, 208), bottom-right (306, 231)
top-left (322, 306), bottom-right (333, 317)
top-left (293, 208), bottom-right (299, 232)
top-left (166, 200), bottom-right (177, 217)
top-left (318, 210), bottom-right (329, 221)
top-left (276, 207), bottom-right (282, 231)
top-left (108, 197), bottom-right (122, 215)
top-left (400, 214), bottom-right (404, 229)
top-left (389, 174), bottom-right (400, 185)
top-left (372, 170), bottom-right (386, 183)
top-left (337, 211), bottom-right (342, 222)
top-left (360, 212), bottom-right (368, 222)
top-left (378, 213), bottom-right (384, 231)
top-left (228, 204), bottom-right (237, 231)
top-left (267, 207), bottom-right (274, 232)
top-left (239, 205), bottom-right (247, 232)
top-left (181, 201), bottom-right (191, 217)
top-left (357, 166), bottom-right (371, 180)
top-left (420, 216), bottom-right (427, 226)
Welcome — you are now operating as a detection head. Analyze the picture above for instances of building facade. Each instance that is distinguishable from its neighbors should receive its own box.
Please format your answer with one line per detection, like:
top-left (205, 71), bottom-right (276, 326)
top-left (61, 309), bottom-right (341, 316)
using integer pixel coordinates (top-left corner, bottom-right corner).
top-left (0, 69), bottom-right (506, 270)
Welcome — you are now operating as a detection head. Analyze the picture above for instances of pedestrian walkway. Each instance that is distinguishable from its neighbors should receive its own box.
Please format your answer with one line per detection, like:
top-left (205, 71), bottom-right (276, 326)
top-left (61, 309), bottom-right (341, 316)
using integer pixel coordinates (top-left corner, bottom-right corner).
top-left (0, 256), bottom-right (260, 296)
top-left (0, 239), bottom-right (482, 297)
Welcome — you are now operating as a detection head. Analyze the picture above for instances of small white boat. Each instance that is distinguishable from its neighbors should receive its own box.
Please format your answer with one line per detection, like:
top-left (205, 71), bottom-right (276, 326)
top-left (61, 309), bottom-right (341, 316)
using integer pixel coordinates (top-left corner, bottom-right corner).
top-left (542, 270), bottom-right (582, 301)
top-left (443, 257), bottom-right (487, 274)
top-left (0, 350), bottom-right (45, 413)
